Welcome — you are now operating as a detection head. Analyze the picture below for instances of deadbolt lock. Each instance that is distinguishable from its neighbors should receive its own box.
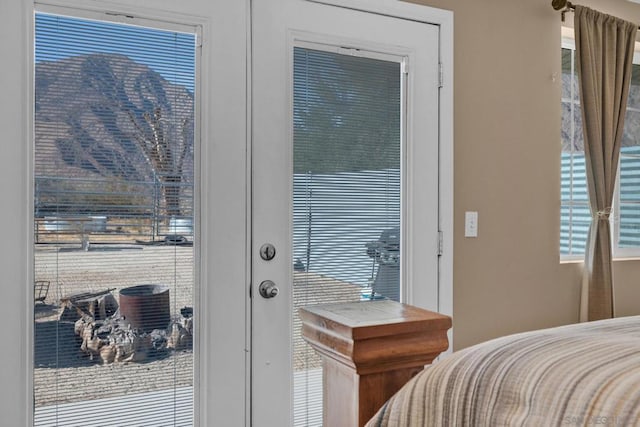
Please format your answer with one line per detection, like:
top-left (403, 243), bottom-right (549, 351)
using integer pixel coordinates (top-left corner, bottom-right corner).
top-left (259, 243), bottom-right (276, 261)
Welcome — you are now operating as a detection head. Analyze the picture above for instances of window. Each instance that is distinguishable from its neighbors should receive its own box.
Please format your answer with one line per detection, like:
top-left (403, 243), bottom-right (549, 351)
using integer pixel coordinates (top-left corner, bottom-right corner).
top-left (34, 11), bottom-right (196, 426)
top-left (561, 39), bottom-right (640, 258)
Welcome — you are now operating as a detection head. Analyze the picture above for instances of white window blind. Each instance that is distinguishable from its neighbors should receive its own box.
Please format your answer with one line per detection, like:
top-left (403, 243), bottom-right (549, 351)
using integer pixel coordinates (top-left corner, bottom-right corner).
top-left (292, 46), bottom-right (402, 427)
top-left (618, 63), bottom-right (640, 252)
top-left (34, 11), bottom-right (196, 426)
top-left (561, 44), bottom-right (640, 258)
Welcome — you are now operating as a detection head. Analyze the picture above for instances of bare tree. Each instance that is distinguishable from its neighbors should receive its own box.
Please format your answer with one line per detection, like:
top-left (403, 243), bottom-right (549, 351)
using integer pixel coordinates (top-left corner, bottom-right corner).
top-left (128, 107), bottom-right (192, 219)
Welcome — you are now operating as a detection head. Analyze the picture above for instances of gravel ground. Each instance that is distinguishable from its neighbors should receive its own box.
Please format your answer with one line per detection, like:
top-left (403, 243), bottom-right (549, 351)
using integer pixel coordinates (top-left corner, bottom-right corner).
top-left (32, 244), bottom-right (362, 408)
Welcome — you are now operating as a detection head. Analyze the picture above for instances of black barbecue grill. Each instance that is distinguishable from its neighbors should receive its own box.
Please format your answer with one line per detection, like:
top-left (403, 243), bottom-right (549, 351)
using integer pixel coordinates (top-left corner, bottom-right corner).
top-left (365, 227), bottom-right (400, 301)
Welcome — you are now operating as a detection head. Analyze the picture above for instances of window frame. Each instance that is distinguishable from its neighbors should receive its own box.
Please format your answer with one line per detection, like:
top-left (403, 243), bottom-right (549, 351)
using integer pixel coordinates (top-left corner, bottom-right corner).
top-left (561, 31), bottom-right (640, 261)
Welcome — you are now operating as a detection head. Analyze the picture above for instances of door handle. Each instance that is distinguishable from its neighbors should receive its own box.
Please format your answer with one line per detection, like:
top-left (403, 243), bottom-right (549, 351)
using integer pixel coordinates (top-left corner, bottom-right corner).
top-left (259, 280), bottom-right (279, 299)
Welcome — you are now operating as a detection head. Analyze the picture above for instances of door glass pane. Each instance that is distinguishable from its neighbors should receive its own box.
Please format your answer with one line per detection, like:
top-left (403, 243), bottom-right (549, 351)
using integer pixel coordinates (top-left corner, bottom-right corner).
top-left (34, 13), bottom-right (195, 426)
top-left (292, 46), bottom-right (401, 426)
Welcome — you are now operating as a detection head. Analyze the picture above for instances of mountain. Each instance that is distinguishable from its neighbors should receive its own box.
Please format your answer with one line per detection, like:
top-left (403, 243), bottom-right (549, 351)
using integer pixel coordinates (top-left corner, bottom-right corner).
top-left (35, 53), bottom-right (194, 184)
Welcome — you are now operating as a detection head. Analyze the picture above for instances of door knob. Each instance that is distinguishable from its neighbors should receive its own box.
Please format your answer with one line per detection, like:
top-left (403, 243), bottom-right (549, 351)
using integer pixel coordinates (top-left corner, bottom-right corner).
top-left (259, 280), bottom-right (279, 299)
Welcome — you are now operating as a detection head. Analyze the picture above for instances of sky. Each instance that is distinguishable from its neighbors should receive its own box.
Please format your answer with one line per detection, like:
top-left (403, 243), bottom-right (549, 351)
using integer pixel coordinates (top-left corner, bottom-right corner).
top-left (35, 13), bottom-right (195, 91)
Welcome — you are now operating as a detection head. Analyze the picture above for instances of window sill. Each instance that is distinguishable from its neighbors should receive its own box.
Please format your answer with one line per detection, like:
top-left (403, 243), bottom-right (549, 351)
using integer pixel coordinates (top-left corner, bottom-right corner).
top-left (560, 257), bottom-right (583, 264)
top-left (560, 256), bottom-right (640, 264)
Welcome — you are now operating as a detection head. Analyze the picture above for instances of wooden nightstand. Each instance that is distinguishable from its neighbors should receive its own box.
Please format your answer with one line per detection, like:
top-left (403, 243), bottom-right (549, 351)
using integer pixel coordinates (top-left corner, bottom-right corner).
top-left (300, 300), bottom-right (452, 427)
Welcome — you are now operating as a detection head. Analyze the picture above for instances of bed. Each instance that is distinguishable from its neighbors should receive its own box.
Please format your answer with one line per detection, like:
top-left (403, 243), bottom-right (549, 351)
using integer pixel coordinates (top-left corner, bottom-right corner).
top-left (367, 316), bottom-right (640, 426)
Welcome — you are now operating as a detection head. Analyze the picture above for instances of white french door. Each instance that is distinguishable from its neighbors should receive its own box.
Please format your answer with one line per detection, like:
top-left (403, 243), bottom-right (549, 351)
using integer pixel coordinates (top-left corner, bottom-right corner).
top-left (20, 1), bottom-right (449, 426)
top-left (251, 0), bottom-right (443, 425)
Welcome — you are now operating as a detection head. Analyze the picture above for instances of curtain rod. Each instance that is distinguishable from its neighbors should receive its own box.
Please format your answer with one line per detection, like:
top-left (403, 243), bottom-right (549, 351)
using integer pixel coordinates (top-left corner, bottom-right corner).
top-left (551, 0), bottom-right (576, 22)
top-left (551, 0), bottom-right (574, 12)
top-left (551, 0), bottom-right (640, 28)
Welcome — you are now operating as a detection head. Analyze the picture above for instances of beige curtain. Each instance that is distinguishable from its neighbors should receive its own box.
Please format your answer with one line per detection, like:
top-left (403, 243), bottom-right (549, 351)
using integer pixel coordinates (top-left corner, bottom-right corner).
top-left (574, 6), bottom-right (637, 321)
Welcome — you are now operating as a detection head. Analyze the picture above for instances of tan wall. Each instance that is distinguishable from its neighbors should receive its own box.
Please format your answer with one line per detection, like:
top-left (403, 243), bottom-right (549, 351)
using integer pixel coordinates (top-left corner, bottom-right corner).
top-left (406, 0), bottom-right (640, 350)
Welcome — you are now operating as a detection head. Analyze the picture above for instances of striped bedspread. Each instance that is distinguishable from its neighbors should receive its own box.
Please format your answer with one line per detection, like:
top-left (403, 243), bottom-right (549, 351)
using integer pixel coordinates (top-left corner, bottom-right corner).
top-left (367, 316), bottom-right (640, 426)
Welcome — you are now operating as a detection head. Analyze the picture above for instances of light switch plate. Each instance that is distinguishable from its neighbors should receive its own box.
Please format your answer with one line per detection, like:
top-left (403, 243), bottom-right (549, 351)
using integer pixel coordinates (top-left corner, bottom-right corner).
top-left (465, 211), bottom-right (478, 238)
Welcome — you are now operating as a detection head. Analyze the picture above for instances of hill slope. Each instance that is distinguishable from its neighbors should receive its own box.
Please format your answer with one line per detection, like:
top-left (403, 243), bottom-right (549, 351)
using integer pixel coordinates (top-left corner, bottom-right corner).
top-left (35, 53), bottom-right (194, 183)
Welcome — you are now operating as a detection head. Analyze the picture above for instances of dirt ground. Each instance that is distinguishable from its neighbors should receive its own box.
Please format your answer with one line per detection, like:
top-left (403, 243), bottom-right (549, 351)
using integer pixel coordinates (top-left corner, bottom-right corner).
top-left (33, 244), bottom-right (194, 407)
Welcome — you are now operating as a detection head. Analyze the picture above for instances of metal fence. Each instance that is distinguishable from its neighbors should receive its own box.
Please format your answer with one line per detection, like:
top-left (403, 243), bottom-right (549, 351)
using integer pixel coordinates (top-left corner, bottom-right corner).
top-left (293, 169), bottom-right (400, 288)
top-left (34, 176), bottom-right (194, 244)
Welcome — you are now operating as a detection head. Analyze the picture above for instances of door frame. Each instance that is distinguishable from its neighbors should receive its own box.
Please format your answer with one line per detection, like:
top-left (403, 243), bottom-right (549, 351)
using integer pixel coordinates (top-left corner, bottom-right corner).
top-left (13, 1), bottom-right (452, 426)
